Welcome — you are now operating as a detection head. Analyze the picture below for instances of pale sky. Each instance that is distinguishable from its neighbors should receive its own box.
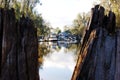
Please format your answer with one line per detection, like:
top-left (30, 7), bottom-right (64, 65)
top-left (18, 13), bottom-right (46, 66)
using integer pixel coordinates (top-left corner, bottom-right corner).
top-left (35, 0), bottom-right (99, 31)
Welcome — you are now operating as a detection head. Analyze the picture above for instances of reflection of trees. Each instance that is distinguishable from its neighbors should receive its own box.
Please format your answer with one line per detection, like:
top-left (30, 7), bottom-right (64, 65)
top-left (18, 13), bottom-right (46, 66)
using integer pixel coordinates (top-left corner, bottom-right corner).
top-left (66, 43), bottom-right (81, 62)
top-left (67, 44), bottom-right (76, 50)
top-left (38, 43), bottom-right (52, 68)
top-left (54, 45), bottom-right (61, 52)
top-left (57, 42), bottom-right (81, 62)
top-left (38, 42), bottom-right (81, 68)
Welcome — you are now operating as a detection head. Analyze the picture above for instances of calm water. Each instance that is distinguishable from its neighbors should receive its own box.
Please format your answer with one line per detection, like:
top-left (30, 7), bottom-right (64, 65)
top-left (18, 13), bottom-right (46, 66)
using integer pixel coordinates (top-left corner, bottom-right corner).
top-left (38, 41), bottom-right (79, 80)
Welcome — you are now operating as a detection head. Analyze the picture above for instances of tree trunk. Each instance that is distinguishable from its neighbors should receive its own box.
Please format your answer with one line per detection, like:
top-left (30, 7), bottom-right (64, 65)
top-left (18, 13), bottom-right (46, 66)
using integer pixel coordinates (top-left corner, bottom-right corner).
top-left (0, 8), bottom-right (39, 80)
top-left (72, 5), bottom-right (120, 80)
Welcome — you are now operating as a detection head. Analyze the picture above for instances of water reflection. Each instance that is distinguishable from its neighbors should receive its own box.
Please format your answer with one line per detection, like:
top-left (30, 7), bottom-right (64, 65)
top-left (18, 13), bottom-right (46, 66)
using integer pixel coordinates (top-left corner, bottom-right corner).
top-left (38, 41), bottom-right (80, 80)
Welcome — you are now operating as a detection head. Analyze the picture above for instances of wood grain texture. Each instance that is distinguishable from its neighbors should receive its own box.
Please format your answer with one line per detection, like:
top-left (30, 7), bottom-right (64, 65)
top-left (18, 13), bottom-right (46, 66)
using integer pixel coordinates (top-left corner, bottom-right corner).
top-left (0, 8), bottom-right (39, 80)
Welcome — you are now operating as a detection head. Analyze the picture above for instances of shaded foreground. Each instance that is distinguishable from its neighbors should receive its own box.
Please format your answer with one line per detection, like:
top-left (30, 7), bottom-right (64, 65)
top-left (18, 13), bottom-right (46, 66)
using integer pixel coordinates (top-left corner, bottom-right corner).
top-left (0, 8), bottom-right (39, 80)
top-left (72, 5), bottom-right (120, 80)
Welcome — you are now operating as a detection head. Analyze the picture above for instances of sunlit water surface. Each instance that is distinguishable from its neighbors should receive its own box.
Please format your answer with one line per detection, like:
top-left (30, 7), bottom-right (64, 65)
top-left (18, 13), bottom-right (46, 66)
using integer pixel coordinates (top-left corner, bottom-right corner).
top-left (39, 41), bottom-right (79, 80)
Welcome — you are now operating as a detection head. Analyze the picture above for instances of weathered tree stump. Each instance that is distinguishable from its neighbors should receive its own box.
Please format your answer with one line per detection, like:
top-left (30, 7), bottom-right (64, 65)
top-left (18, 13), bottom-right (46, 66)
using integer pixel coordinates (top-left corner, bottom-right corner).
top-left (0, 8), bottom-right (39, 80)
top-left (72, 5), bottom-right (119, 80)
top-left (0, 8), bottom-right (3, 76)
top-left (1, 8), bottom-right (18, 80)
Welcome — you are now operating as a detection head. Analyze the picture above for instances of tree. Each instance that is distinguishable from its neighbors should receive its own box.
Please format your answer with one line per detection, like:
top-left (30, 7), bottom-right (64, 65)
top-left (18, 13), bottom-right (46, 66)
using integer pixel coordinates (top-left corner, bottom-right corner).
top-left (33, 14), bottom-right (51, 36)
top-left (99, 0), bottom-right (120, 27)
top-left (54, 27), bottom-right (61, 34)
top-left (0, 0), bottom-right (40, 17)
top-left (38, 43), bottom-right (51, 67)
top-left (64, 25), bottom-right (69, 31)
top-left (0, 0), bottom-right (50, 37)
top-left (68, 13), bottom-right (89, 37)
top-left (20, 0), bottom-right (40, 16)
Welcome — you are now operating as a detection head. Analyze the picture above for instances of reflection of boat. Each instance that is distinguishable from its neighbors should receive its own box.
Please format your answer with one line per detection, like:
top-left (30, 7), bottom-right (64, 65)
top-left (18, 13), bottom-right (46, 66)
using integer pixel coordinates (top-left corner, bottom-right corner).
top-left (39, 40), bottom-right (77, 50)
top-left (69, 40), bottom-right (78, 44)
top-left (49, 37), bottom-right (58, 41)
top-left (57, 41), bottom-right (71, 48)
top-left (57, 41), bottom-right (65, 44)
top-left (47, 41), bottom-right (58, 49)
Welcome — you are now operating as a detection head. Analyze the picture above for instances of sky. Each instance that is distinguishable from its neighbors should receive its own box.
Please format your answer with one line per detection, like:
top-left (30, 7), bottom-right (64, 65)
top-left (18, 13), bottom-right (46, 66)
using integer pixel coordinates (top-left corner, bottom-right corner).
top-left (35, 0), bottom-right (99, 31)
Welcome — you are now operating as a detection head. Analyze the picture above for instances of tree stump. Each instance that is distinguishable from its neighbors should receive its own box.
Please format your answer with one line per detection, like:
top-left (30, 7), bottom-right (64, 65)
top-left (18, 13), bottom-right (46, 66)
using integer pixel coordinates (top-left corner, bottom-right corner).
top-left (0, 8), bottom-right (39, 80)
top-left (72, 5), bottom-right (119, 80)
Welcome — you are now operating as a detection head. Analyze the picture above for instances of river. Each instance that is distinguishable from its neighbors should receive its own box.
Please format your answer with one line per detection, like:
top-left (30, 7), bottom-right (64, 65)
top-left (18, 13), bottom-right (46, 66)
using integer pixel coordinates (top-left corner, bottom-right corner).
top-left (38, 41), bottom-right (80, 80)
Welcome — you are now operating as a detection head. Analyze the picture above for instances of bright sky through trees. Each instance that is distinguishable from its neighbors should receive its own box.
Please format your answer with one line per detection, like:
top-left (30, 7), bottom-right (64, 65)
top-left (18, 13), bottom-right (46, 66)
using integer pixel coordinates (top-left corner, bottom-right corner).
top-left (35, 0), bottom-right (99, 31)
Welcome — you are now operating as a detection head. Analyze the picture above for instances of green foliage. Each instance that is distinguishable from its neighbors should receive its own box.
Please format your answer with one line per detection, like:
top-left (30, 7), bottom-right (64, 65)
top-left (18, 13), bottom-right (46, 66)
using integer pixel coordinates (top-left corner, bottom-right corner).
top-left (0, 0), bottom-right (40, 16)
top-left (13, 2), bottom-right (22, 19)
top-left (38, 43), bottom-right (52, 67)
top-left (0, 0), bottom-right (11, 8)
top-left (0, 0), bottom-right (50, 36)
top-left (33, 14), bottom-right (50, 36)
top-left (66, 13), bottom-right (89, 37)
top-left (53, 27), bottom-right (61, 34)
top-left (99, 0), bottom-right (120, 27)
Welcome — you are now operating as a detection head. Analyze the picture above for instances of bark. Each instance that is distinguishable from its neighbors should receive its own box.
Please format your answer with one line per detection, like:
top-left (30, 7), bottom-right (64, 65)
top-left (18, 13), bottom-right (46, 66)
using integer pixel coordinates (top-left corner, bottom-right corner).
top-left (0, 8), bottom-right (39, 80)
top-left (0, 8), bottom-right (3, 77)
top-left (17, 16), bottom-right (39, 80)
top-left (115, 30), bottom-right (120, 80)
